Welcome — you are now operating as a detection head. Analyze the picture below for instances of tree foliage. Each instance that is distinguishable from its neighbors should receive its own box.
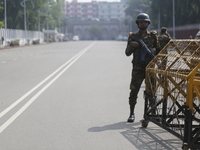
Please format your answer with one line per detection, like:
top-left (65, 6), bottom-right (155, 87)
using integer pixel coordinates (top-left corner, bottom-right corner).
top-left (0, 0), bottom-right (3, 28)
top-left (0, 0), bottom-right (65, 32)
top-left (1, 0), bottom-right (200, 32)
top-left (125, 0), bottom-right (200, 30)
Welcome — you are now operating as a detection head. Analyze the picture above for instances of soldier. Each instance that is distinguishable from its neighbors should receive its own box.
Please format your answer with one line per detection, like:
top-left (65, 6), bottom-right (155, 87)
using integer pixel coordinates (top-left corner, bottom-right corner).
top-left (157, 27), bottom-right (171, 71)
top-left (1, 36), bottom-right (4, 45)
top-left (158, 27), bottom-right (171, 50)
top-left (125, 13), bottom-right (160, 122)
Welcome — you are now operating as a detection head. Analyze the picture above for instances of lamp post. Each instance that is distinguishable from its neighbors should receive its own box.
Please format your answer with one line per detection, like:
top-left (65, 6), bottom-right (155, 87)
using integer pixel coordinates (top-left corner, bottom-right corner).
top-left (38, 9), bottom-right (40, 32)
top-left (21, 0), bottom-right (30, 44)
top-left (46, 0), bottom-right (51, 43)
top-left (172, 0), bottom-right (175, 38)
top-left (4, 0), bottom-right (7, 47)
top-left (158, 0), bottom-right (160, 32)
top-left (127, 16), bottom-right (132, 33)
top-left (24, 0), bottom-right (27, 43)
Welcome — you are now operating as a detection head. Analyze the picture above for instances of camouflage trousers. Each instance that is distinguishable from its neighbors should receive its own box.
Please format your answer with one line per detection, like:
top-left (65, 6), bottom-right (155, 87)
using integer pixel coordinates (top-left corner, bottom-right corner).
top-left (129, 65), bottom-right (146, 107)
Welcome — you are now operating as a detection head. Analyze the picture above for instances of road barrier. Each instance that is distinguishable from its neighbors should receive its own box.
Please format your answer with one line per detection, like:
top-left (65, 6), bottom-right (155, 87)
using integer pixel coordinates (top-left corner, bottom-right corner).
top-left (0, 28), bottom-right (44, 47)
top-left (142, 39), bottom-right (200, 150)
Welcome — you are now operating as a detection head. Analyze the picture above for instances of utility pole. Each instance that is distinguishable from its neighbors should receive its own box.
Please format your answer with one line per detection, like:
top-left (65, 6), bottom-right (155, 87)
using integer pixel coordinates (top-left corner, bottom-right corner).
top-left (21, 0), bottom-right (30, 45)
top-left (24, 0), bottom-right (27, 43)
top-left (38, 9), bottom-right (40, 32)
top-left (158, 0), bottom-right (160, 33)
top-left (4, 0), bottom-right (7, 47)
top-left (172, 0), bottom-right (175, 38)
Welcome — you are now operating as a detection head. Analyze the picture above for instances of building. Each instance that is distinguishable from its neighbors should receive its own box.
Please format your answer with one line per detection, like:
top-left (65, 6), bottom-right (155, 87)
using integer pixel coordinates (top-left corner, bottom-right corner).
top-left (66, 0), bottom-right (98, 19)
top-left (65, 0), bottom-right (127, 20)
top-left (67, 18), bottom-right (123, 40)
top-left (65, 0), bottom-right (128, 40)
top-left (98, 0), bottom-right (127, 20)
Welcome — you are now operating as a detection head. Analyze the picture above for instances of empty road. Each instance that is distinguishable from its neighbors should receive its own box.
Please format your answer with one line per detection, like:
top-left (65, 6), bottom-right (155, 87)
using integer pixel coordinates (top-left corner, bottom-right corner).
top-left (0, 41), bottom-right (182, 150)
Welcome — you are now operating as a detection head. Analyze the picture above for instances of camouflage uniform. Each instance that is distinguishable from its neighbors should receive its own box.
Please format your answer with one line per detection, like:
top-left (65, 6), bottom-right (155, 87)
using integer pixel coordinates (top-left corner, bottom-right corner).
top-left (158, 28), bottom-right (171, 50)
top-left (158, 27), bottom-right (171, 69)
top-left (125, 31), bottom-right (159, 107)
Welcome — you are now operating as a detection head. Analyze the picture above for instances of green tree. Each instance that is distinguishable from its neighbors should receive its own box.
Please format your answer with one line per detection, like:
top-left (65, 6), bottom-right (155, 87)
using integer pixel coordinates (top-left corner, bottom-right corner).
top-left (175, 0), bottom-right (200, 25)
top-left (149, 0), bottom-right (200, 28)
top-left (0, 0), bottom-right (65, 31)
top-left (124, 0), bottom-right (151, 31)
top-left (0, 0), bottom-right (4, 28)
top-left (149, 0), bottom-right (173, 28)
top-left (125, 0), bottom-right (200, 30)
top-left (0, 22), bottom-right (4, 28)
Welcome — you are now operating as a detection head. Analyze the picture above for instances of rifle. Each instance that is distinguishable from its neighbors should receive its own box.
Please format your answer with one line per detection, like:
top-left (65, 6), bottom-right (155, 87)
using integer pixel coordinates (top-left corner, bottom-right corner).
top-left (137, 39), bottom-right (155, 62)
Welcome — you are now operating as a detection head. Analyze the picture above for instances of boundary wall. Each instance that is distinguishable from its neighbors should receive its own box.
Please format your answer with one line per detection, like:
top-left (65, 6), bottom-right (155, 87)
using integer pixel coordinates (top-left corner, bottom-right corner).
top-left (0, 28), bottom-right (44, 47)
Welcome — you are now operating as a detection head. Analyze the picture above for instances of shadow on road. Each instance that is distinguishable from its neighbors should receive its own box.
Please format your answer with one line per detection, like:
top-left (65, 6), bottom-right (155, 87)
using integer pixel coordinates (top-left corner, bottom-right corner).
top-left (88, 121), bottom-right (182, 150)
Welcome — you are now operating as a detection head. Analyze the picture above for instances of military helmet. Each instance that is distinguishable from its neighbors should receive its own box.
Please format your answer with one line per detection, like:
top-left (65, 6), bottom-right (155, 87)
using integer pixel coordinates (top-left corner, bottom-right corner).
top-left (135, 13), bottom-right (150, 24)
top-left (161, 27), bottom-right (167, 32)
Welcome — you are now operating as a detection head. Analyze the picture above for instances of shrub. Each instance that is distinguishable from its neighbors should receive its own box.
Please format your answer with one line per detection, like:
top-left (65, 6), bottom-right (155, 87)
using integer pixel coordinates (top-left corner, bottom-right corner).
top-left (10, 39), bottom-right (20, 46)
top-left (33, 39), bottom-right (40, 44)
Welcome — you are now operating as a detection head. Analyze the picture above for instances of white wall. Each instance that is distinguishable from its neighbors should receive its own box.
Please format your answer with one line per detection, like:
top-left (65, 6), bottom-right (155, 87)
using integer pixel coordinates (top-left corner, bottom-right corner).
top-left (0, 28), bottom-right (44, 46)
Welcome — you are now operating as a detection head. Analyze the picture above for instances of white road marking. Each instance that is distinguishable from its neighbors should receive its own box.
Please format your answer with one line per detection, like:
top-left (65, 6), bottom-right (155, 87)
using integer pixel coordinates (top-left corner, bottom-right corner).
top-left (0, 42), bottom-right (95, 133)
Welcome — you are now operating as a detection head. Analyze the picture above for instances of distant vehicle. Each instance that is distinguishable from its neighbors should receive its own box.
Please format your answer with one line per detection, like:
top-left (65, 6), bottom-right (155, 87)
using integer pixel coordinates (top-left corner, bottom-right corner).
top-left (63, 36), bottom-right (69, 42)
top-left (122, 36), bottom-right (128, 41)
top-left (116, 35), bottom-right (128, 41)
top-left (72, 35), bottom-right (79, 41)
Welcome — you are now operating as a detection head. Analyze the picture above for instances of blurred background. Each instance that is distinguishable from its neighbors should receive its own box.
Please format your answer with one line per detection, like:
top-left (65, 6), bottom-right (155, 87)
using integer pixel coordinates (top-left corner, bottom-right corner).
top-left (0, 0), bottom-right (200, 45)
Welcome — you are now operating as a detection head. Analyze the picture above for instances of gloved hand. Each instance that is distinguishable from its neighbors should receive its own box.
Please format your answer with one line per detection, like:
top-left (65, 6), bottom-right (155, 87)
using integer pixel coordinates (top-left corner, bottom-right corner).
top-left (130, 41), bottom-right (140, 48)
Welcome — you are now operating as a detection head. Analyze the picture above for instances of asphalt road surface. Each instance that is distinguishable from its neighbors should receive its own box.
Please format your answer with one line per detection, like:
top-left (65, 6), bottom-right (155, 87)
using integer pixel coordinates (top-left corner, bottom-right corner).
top-left (0, 41), bottom-right (182, 150)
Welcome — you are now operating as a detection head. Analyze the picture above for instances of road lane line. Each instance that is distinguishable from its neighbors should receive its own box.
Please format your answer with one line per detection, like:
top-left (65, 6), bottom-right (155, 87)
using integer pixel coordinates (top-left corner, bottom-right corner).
top-left (0, 42), bottom-right (95, 133)
top-left (0, 42), bottom-right (95, 120)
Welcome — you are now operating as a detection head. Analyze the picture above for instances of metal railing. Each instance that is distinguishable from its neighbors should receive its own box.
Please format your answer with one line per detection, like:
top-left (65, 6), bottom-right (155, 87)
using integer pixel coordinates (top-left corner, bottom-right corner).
top-left (0, 28), bottom-right (44, 47)
top-left (143, 39), bottom-right (200, 150)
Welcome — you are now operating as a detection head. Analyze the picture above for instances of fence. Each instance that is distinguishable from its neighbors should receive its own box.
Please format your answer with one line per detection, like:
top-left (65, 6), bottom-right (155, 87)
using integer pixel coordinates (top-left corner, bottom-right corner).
top-left (162, 23), bottom-right (200, 39)
top-left (0, 28), bottom-right (44, 47)
top-left (143, 39), bottom-right (200, 149)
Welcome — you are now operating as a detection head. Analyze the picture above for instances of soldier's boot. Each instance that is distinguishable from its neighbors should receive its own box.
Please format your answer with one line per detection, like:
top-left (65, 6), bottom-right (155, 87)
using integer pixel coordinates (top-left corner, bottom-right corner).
top-left (127, 105), bottom-right (135, 123)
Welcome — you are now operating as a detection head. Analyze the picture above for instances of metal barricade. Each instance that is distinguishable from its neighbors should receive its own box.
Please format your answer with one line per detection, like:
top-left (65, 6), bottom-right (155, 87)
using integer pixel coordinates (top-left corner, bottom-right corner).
top-left (142, 39), bottom-right (200, 150)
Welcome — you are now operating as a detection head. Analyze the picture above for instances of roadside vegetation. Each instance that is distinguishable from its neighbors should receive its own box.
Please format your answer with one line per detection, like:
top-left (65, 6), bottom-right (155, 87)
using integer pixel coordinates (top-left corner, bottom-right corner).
top-left (125, 0), bottom-right (200, 30)
top-left (0, 0), bottom-right (199, 32)
top-left (0, 0), bottom-right (66, 32)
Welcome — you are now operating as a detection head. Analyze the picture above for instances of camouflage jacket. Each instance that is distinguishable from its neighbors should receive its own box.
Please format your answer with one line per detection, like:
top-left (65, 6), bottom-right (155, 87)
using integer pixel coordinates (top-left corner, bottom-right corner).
top-left (158, 34), bottom-right (171, 50)
top-left (125, 31), bottom-right (159, 66)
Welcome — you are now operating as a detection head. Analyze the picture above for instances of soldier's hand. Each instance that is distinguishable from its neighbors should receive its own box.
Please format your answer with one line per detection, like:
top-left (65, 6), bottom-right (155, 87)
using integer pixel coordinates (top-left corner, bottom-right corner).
top-left (130, 41), bottom-right (140, 48)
